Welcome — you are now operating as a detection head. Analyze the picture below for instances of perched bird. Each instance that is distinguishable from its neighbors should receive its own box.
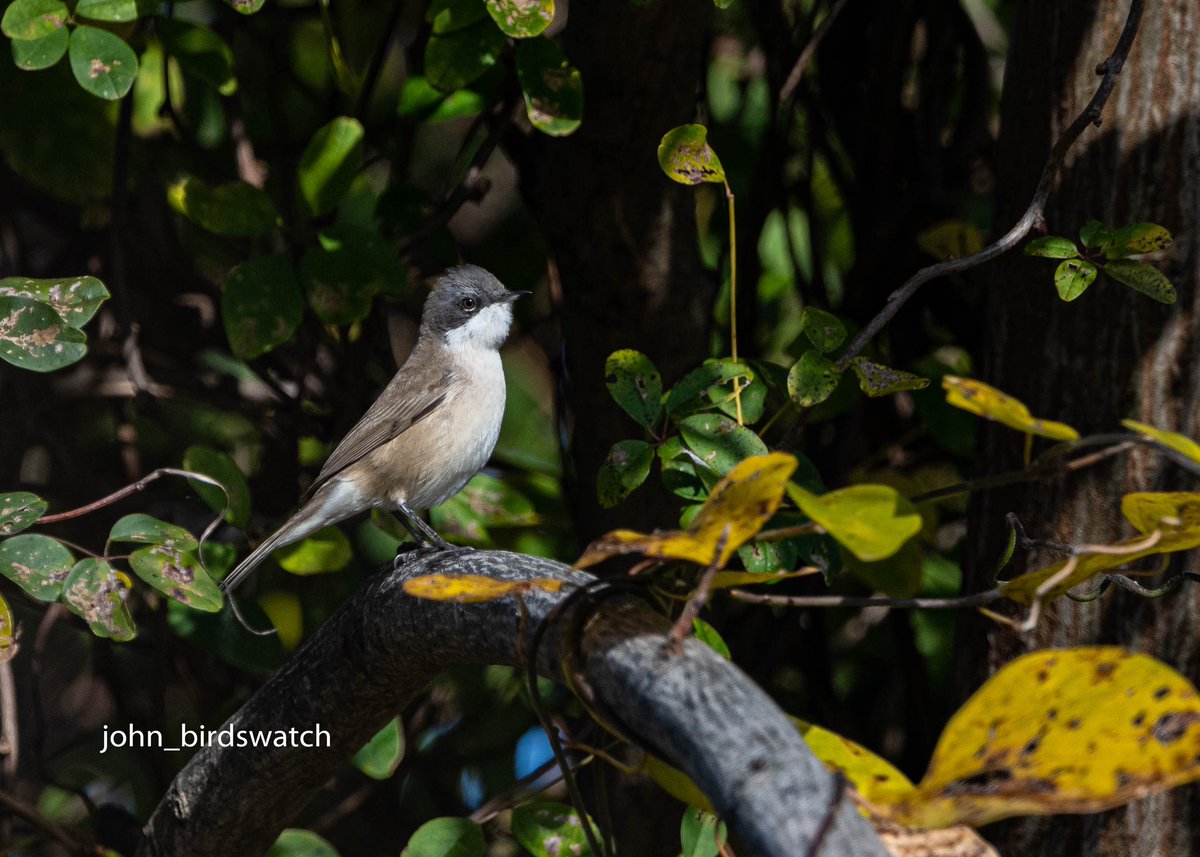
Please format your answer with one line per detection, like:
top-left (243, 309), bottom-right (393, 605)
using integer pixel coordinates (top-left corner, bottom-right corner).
top-left (221, 265), bottom-right (528, 592)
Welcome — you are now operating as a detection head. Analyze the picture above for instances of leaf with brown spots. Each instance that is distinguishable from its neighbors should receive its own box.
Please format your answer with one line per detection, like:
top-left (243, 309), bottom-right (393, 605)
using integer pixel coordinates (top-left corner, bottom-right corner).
top-left (403, 573), bottom-right (564, 603)
top-left (0, 534), bottom-right (73, 600)
top-left (943, 376), bottom-right (1079, 441)
top-left (62, 559), bottom-right (136, 641)
top-left (0, 491), bottom-right (48, 536)
top-left (893, 647), bottom-right (1200, 829)
top-left (657, 125), bottom-right (726, 186)
top-left (129, 545), bottom-right (223, 612)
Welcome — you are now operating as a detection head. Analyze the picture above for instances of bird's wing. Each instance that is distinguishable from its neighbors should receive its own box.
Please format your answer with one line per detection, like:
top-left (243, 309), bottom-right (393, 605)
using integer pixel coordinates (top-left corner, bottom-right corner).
top-left (305, 363), bottom-right (451, 497)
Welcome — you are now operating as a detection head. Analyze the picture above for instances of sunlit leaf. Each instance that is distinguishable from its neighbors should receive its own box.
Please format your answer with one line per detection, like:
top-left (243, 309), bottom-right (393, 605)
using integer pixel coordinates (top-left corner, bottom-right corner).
top-left (159, 19), bottom-right (237, 95)
top-left (222, 0), bottom-right (265, 15)
top-left (183, 445), bottom-right (251, 529)
top-left (11, 28), bottom-right (67, 68)
top-left (401, 817), bottom-right (485, 857)
top-left (397, 76), bottom-right (485, 122)
top-left (895, 648), bottom-right (1200, 828)
top-left (486, 0), bottom-right (554, 37)
top-left (1103, 222), bottom-right (1172, 258)
top-left (1121, 419), bottom-right (1200, 467)
top-left (1121, 492), bottom-right (1200, 535)
top-left (403, 573), bottom-right (565, 603)
top-left (512, 801), bottom-right (598, 857)
top-left (62, 558), bottom-right (136, 641)
top-left (0, 276), bottom-right (109, 327)
top-left (787, 350), bottom-right (840, 407)
top-left (680, 413), bottom-right (769, 475)
top-left (75, 0), bottom-right (153, 22)
top-left (942, 376), bottom-right (1079, 441)
top-left (352, 717), bottom-right (405, 780)
top-left (597, 440), bottom-right (654, 509)
top-left (425, 20), bottom-right (506, 92)
top-left (604, 349), bottom-right (663, 428)
top-left (0, 296), bottom-right (88, 372)
top-left (1023, 236), bottom-right (1079, 259)
top-left (1053, 258), bottom-right (1096, 302)
top-left (267, 829), bottom-right (339, 857)
top-left (257, 589), bottom-right (302, 650)
top-left (799, 306), bottom-right (845, 353)
top-left (1, 0), bottom-right (67, 40)
top-left (577, 452), bottom-right (797, 568)
top-left (793, 717), bottom-right (917, 808)
top-left (297, 116), bottom-right (364, 218)
top-left (221, 255), bottom-right (304, 361)
top-left (788, 483), bottom-right (921, 562)
top-left (1104, 259), bottom-right (1176, 304)
top-left (0, 591), bottom-right (15, 653)
top-left (129, 544), bottom-right (222, 611)
top-left (0, 491), bottom-right (47, 536)
top-left (275, 526), bottom-right (352, 575)
top-left (850, 357), bottom-right (929, 397)
top-left (68, 26), bottom-right (138, 100)
top-left (917, 219), bottom-right (983, 261)
top-left (657, 124), bottom-right (726, 186)
top-left (691, 619), bottom-right (730, 659)
top-left (666, 359), bottom-right (752, 416)
top-left (680, 808), bottom-right (726, 857)
top-left (516, 37), bottom-right (582, 136)
top-left (0, 534), bottom-right (72, 600)
top-left (109, 514), bottom-right (198, 550)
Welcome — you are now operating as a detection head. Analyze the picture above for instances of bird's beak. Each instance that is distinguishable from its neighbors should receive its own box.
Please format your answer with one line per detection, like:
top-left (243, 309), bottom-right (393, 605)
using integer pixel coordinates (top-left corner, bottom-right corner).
top-left (503, 290), bottom-right (532, 302)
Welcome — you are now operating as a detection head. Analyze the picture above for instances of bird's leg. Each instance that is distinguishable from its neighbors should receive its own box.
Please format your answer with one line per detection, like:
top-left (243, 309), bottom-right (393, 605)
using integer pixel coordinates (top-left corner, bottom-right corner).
top-left (394, 502), bottom-right (458, 551)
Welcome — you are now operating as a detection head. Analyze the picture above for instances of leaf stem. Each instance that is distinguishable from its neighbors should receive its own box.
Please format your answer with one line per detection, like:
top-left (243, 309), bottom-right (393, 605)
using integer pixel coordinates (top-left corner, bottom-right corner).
top-left (725, 180), bottom-right (745, 426)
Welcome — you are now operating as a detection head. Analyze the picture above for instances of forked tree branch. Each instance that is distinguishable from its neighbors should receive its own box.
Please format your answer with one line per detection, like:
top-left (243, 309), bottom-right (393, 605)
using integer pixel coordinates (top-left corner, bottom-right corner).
top-left (137, 551), bottom-right (888, 857)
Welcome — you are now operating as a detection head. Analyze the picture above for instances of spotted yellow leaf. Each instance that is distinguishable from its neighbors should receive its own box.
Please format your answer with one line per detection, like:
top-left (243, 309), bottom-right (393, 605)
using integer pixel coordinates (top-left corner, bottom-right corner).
top-left (1122, 419), bottom-right (1200, 467)
top-left (403, 573), bottom-right (565, 603)
top-left (943, 376), bottom-right (1079, 441)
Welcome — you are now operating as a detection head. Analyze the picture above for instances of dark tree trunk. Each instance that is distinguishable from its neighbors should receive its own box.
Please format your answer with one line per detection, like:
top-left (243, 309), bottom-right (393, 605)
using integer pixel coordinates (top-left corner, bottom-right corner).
top-left (518, 0), bottom-right (716, 542)
top-left (961, 1), bottom-right (1200, 853)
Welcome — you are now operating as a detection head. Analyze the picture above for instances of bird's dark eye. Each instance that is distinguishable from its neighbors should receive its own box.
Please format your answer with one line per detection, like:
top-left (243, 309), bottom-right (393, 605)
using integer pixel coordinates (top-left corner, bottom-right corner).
top-left (459, 296), bottom-right (477, 312)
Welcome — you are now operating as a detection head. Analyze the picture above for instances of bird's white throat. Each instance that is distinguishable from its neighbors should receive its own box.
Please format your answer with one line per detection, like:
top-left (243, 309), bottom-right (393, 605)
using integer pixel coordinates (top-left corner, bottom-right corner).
top-left (444, 301), bottom-right (514, 352)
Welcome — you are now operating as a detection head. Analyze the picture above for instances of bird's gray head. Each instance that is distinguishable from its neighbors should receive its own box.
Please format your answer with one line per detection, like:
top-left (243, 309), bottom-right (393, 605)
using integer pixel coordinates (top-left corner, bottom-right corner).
top-left (421, 265), bottom-right (527, 350)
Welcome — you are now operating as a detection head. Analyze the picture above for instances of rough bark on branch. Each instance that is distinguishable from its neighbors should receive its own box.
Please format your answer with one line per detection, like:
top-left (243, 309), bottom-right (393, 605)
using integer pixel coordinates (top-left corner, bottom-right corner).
top-left (137, 550), bottom-right (888, 857)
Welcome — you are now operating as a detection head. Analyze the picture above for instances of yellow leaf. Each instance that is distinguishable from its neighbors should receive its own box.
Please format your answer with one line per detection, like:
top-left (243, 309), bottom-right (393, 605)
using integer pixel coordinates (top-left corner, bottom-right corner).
top-left (0, 591), bottom-right (15, 654)
top-left (896, 647), bottom-right (1200, 829)
top-left (1121, 419), bottom-right (1200, 467)
top-left (402, 573), bottom-right (565, 603)
top-left (788, 483), bottom-right (922, 562)
top-left (942, 376), bottom-right (1079, 441)
top-left (708, 569), bottom-right (818, 590)
top-left (1121, 491), bottom-right (1200, 535)
top-left (576, 453), bottom-right (798, 569)
top-left (791, 718), bottom-right (916, 808)
top-left (639, 754), bottom-right (714, 811)
top-left (917, 219), bottom-right (984, 261)
top-left (257, 590), bottom-right (303, 651)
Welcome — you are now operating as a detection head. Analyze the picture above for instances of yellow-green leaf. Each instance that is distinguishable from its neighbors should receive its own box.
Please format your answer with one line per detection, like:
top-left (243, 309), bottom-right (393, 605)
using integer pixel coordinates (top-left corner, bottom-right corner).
top-left (895, 648), bottom-right (1200, 829)
top-left (1121, 492), bottom-right (1200, 536)
top-left (788, 483), bottom-right (922, 562)
top-left (0, 591), bottom-right (16, 654)
top-left (916, 219), bottom-right (983, 261)
top-left (1122, 419), bottom-right (1200, 467)
top-left (275, 526), bottom-right (352, 575)
top-left (793, 717), bottom-right (917, 808)
top-left (577, 453), bottom-right (797, 568)
top-left (850, 357), bottom-right (929, 398)
top-left (942, 376), bottom-right (1079, 441)
top-left (657, 124), bottom-right (726, 186)
top-left (402, 573), bottom-right (565, 603)
top-left (257, 589), bottom-right (303, 651)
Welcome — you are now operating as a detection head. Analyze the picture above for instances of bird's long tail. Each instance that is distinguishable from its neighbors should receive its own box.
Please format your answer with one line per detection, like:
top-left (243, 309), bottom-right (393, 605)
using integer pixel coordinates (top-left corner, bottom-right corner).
top-left (221, 479), bottom-right (363, 592)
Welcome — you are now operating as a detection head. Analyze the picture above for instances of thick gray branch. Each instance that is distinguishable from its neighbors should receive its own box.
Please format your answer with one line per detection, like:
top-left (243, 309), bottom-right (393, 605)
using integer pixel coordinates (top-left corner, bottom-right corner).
top-left (138, 551), bottom-right (888, 856)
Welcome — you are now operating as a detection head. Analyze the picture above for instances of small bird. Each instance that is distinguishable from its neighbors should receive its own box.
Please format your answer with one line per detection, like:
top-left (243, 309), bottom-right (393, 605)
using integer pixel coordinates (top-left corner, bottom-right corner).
top-left (221, 265), bottom-right (528, 592)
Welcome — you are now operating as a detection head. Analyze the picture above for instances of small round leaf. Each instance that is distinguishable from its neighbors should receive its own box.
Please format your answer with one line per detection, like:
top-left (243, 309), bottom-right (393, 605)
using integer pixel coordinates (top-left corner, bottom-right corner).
top-left (679, 413), bottom-right (769, 475)
top-left (0, 296), bottom-right (88, 372)
top-left (183, 445), bottom-right (252, 529)
top-left (0, 534), bottom-right (73, 600)
top-left (1, 0), bottom-right (68, 40)
top-left (297, 117), bottom-right (364, 218)
top-left (597, 439), bottom-right (654, 509)
top-left (1024, 236), bottom-right (1080, 260)
top-left (129, 544), bottom-right (222, 611)
top-left (69, 26), bottom-right (138, 100)
top-left (168, 178), bottom-right (279, 237)
top-left (11, 27), bottom-right (67, 69)
top-left (516, 37), bottom-right (583, 137)
top-left (352, 717), bottom-right (405, 780)
top-left (787, 350), bottom-right (840, 407)
top-left (221, 255), bottom-right (304, 360)
top-left (424, 19), bottom-right (506, 92)
top-left (1053, 258), bottom-right (1097, 302)
top-left (62, 558), bottom-right (136, 640)
top-left (485, 0), bottom-right (554, 37)
top-left (800, 307), bottom-right (846, 353)
top-left (401, 817), bottom-right (486, 857)
top-left (0, 276), bottom-right (110, 327)
top-left (604, 349), bottom-right (662, 428)
top-left (109, 513), bottom-right (198, 550)
top-left (657, 124), bottom-right (726, 186)
top-left (0, 492), bottom-right (48, 536)
top-left (512, 801), bottom-right (599, 857)
top-left (275, 527), bottom-right (352, 576)
top-left (268, 830), bottom-right (339, 857)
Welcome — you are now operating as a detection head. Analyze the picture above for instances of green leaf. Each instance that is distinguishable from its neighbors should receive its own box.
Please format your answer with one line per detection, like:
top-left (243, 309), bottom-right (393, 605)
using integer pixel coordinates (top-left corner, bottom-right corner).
top-left (597, 440), bottom-right (654, 508)
top-left (109, 514), bottom-right (198, 550)
top-left (221, 255), bottom-right (304, 360)
top-left (427, 0), bottom-right (489, 32)
top-left (0, 534), bottom-right (72, 600)
top-left (183, 445), bottom-right (252, 529)
top-left (1104, 259), bottom-right (1176, 304)
top-left (789, 483), bottom-right (922, 562)
top-left (352, 717), bottom-right (405, 780)
top-left (0, 591), bottom-right (15, 651)
top-left (516, 37), bottom-right (582, 136)
top-left (1079, 220), bottom-right (1114, 249)
top-left (297, 117), bottom-right (364, 218)
top-left (397, 76), bottom-right (485, 122)
top-left (401, 817), bottom-right (485, 857)
top-left (1, 0), bottom-right (67, 40)
top-left (679, 413), bottom-right (769, 475)
top-left (168, 178), bottom-right (279, 238)
top-left (708, 370), bottom-right (766, 424)
top-left (787, 350), bottom-right (840, 407)
top-left (657, 124), bottom-right (726, 186)
top-left (129, 544), bottom-right (223, 611)
top-left (1024, 236), bottom-right (1080, 259)
top-left (68, 26), bottom-right (138, 100)
top-left (11, 27), bottom-right (67, 69)
top-left (511, 801), bottom-right (597, 857)
top-left (160, 19), bottom-right (237, 95)
top-left (666, 358), bottom-right (751, 416)
top-left (75, 0), bottom-right (152, 22)
top-left (299, 226), bottom-right (403, 325)
top-left (1053, 258), bottom-right (1097, 302)
top-left (485, 0), bottom-right (554, 37)
top-left (0, 276), bottom-right (109, 327)
top-left (681, 808), bottom-right (727, 857)
top-left (850, 357), bottom-right (930, 397)
top-left (1104, 222), bottom-right (1172, 258)
top-left (267, 829), bottom-right (340, 857)
top-left (0, 296), bottom-right (88, 372)
top-left (425, 19), bottom-right (506, 93)
top-left (222, 0), bottom-right (265, 14)
top-left (61, 559), bottom-right (136, 640)
top-left (275, 527), bottom-right (352, 575)
top-left (604, 349), bottom-right (662, 428)
top-left (691, 619), bottom-right (730, 660)
top-left (0, 492), bottom-right (47, 536)
top-left (799, 306), bottom-right (845, 353)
